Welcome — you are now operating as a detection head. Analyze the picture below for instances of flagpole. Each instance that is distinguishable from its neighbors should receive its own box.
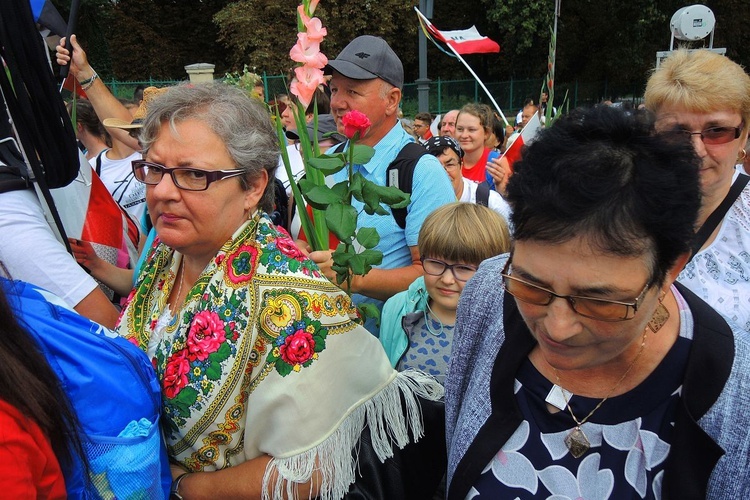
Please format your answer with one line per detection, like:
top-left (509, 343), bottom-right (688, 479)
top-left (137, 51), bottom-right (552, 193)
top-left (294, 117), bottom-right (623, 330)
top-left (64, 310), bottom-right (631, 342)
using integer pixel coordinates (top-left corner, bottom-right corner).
top-left (414, 7), bottom-right (509, 127)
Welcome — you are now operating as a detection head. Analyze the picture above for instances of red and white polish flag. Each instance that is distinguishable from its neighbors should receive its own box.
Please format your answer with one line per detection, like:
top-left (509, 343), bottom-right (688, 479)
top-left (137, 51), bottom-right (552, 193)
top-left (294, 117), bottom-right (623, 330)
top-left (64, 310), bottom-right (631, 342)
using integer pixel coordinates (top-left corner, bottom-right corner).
top-left (501, 111), bottom-right (542, 173)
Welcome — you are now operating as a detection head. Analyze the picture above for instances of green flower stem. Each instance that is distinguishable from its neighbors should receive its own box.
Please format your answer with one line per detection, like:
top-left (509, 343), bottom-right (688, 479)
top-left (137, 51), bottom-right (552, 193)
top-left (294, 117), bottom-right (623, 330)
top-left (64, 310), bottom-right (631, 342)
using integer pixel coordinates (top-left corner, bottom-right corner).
top-left (292, 101), bottom-right (329, 250)
top-left (343, 139), bottom-right (356, 292)
top-left (274, 108), bottom-right (323, 250)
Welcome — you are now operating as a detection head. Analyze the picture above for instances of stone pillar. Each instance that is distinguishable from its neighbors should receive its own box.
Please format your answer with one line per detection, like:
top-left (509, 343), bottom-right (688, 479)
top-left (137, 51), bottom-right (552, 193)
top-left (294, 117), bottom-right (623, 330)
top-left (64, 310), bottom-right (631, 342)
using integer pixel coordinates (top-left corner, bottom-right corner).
top-left (184, 63), bottom-right (215, 83)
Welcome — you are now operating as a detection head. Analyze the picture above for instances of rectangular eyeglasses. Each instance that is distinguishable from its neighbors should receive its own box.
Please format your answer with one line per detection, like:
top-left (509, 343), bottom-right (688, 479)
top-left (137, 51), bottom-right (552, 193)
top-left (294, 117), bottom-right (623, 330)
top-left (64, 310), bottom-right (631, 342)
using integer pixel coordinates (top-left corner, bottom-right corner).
top-left (500, 260), bottom-right (652, 322)
top-left (132, 160), bottom-right (245, 191)
top-left (421, 257), bottom-right (477, 282)
top-left (662, 122), bottom-right (744, 145)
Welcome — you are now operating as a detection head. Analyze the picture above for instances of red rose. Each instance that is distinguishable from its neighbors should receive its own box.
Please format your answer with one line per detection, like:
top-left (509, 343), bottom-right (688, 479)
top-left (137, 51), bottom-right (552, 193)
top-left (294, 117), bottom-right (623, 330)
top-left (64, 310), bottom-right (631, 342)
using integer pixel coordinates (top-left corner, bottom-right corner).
top-left (279, 330), bottom-right (316, 365)
top-left (276, 237), bottom-right (306, 261)
top-left (163, 350), bottom-right (191, 399)
top-left (341, 110), bottom-right (371, 140)
top-left (186, 310), bottom-right (226, 361)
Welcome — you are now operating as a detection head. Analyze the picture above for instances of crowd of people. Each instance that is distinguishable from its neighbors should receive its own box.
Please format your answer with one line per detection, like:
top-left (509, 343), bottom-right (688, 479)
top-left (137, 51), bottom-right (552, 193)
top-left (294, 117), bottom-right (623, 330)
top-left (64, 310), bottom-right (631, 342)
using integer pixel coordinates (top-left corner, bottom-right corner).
top-left (1, 20), bottom-right (749, 500)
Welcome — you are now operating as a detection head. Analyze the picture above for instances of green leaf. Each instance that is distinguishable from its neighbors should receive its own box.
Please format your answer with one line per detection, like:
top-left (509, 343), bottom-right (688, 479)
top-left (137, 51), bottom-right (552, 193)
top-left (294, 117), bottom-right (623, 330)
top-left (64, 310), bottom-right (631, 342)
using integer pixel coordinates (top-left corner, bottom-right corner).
top-left (314, 336), bottom-right (326, 351)
top-left (325, 203), bottom-right (358, 241)
top-left (357, 303), bottom-right (381, 327)
top-left (349, 254), bottom-right (367, 275)
top-left (209, 342), bottom-right (231, 363)
top-left (350, 172), bottom-right (365, 202)
top-left (332, 244), bottom-right (355, 265)
top-left (330, 180), bottom-right (349, 200)
top-left (303, 184), bottom-right (345, 208)
top-left (356, 227), bottom-right (380, 249)
top-left (175, 386), bottom-right (198, 406)
top-left (307, 154), bottom-right (347, 174)
top-left (359, 248), bottom-right (383, 267)
top-left (361, 180), bottom-right (385, 215)
top-left (350, 144), bottom-right (375, 165)
top-left (275, 361), bottom-right (294, 377)
top-left (377, 185), bottom-right (411, 208)
top-left (206, 361), bottom-right (222, 381)
top-left (349, 249), bottom-right (383, 275)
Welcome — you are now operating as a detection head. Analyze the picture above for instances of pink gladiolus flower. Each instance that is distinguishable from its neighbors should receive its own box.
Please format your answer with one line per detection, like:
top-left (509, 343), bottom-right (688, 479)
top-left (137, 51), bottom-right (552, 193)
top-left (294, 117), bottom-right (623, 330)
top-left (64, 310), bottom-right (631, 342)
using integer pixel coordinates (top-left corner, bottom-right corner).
top-left (341, 110), bottom-right (372, 140)
top-left (291, 65), bottom-right (325, 108)
top-left (289, 34), bottom-right (328, 69)
top-left (297, 4), bottom-right (311, 25)
top-left (304, 17), bottom-right (327, 42)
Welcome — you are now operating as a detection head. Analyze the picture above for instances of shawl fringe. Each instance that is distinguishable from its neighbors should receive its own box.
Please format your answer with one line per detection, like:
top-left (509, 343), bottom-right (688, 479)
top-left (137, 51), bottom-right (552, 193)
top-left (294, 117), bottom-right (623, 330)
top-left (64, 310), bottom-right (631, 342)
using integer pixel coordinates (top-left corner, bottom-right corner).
top-left (262, 369), bottom-right (444, 500)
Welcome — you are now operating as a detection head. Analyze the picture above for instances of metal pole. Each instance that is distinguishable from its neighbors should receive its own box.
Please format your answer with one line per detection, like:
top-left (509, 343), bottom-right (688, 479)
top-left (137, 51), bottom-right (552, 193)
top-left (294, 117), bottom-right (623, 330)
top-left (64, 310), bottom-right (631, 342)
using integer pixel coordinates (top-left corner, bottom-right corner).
top-left (416, 0), bottom-right (434, 113)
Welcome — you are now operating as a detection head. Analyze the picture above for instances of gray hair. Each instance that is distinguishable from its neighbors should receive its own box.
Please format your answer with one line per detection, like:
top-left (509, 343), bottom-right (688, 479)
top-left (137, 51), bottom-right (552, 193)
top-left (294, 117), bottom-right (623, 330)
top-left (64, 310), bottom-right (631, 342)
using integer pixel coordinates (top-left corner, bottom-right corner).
top-left (139, 82), bottom-right (279, 213)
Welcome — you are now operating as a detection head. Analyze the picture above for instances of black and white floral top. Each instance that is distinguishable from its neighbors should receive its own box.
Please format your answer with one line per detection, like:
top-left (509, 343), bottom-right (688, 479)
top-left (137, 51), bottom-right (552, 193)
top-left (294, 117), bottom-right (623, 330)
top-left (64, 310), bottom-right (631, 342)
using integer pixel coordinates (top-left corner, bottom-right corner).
top-left (468, 308), bottom-right (693, 499)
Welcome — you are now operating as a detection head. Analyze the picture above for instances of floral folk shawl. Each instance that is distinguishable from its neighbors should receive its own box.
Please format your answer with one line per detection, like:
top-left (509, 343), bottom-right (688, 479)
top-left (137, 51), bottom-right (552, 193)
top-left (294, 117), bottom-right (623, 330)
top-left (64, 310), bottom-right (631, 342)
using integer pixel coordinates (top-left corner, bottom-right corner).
top-left (116, 212), bottom-right (443, 499)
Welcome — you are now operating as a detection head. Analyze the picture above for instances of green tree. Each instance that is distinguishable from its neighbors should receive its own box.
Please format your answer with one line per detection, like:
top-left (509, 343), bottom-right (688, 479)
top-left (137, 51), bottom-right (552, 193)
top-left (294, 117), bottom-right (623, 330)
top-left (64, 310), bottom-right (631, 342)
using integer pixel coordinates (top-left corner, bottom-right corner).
top-left (214, 0), bottom-right (421, 78)
top-left (107, 0), bottom-right (232, 80)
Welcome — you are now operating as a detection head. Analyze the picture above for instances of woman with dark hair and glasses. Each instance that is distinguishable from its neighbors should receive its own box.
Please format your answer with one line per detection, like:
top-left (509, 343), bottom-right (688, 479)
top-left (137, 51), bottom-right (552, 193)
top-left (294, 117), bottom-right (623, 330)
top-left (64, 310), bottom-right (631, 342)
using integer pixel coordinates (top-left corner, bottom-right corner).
top-left (118, 82), bottom-right (446, 499)
top-left (445, 106), bottom-right (750, 499)
top-left (645, 49), bottom-right (750, 332)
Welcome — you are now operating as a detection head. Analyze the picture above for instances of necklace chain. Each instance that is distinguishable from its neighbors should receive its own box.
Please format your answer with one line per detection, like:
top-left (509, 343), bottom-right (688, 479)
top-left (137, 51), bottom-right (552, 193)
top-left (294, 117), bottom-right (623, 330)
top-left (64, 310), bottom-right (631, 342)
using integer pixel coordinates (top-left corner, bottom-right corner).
top-left (173, 261), bottom-right (185, 310)
top-left (553, 328), bottom-right (648, 428)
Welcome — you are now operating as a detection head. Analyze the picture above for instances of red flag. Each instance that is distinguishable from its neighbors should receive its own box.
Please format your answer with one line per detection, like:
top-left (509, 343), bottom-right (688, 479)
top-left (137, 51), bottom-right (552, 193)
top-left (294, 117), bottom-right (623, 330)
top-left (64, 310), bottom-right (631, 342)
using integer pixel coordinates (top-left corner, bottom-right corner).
top-left (61, 73), bottom-right (87, 99)
top-left (501, 112), bottom-right (542, 173)
top-left (416, 10), bottom-right (500, 56)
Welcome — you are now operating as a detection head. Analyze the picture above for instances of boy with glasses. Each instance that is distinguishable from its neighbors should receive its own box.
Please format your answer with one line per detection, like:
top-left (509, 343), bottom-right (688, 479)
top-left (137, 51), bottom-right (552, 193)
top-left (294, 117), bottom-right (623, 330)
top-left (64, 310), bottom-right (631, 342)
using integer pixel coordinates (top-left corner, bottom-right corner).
top-left (378, 202), bottom-right (510, 383)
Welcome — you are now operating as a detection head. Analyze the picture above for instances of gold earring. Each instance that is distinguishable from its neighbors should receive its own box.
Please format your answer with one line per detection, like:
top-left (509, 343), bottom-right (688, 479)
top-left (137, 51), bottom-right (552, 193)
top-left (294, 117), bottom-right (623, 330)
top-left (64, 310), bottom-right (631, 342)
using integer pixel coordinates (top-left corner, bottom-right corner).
top-left (647, 292), bottom-right (670, 334)
top-left (738, 148), bottom-right (747, 161)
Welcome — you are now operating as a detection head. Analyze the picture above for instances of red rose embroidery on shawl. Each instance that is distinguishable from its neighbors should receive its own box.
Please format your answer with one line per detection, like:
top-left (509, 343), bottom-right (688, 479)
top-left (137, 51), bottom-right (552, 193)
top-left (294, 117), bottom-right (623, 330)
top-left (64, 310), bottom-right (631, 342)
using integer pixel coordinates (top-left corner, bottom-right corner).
top-left (186, 310), bottom-right (227, 361)
top-left (279, 329), bottom-right (316, 365)
top-left (163, 350), bottom-right (191, 399)
top-left (276, 237), bottom-right (306, 261)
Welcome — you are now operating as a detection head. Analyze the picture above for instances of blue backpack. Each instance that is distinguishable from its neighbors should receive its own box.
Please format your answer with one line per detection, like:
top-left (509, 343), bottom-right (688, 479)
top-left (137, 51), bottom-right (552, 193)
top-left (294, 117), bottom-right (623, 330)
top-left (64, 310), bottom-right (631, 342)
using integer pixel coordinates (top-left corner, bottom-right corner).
top-left (2, 278), bottom-right (171, 499)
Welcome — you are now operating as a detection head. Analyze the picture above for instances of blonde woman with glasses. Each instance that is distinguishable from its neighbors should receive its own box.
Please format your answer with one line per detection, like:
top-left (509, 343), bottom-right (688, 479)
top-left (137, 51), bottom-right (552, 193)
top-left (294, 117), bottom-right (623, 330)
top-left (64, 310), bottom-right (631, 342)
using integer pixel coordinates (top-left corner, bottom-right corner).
top-left (645, 49), bottom-right (750, 332)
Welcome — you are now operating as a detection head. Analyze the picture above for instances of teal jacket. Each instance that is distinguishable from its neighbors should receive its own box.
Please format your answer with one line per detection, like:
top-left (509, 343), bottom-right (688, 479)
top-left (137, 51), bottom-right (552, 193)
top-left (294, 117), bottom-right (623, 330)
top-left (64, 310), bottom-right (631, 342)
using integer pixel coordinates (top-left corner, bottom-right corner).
top-left (379, 276), bottom-right (430, 367)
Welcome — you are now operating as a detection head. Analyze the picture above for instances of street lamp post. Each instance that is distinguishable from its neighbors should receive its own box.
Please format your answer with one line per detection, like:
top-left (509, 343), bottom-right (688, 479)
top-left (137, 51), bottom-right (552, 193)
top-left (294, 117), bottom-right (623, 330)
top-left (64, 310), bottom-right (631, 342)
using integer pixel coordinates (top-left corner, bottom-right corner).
top-left (416, 0), bottom-right (434, 113)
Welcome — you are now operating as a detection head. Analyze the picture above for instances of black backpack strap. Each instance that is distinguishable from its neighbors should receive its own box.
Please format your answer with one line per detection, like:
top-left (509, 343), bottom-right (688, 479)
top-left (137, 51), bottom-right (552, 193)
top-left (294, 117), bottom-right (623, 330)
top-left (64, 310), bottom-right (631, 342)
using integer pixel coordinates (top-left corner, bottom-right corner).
top-left (690, 173), bottom-right (750, 260)
top-left (476, 181), bottom-right (490, 207)
top-left (94, 149), bottom-right (108, 176)
top-left (386, 143), bottom-right (429, 230)
top-left (0, 136), bottom-right (31, 194)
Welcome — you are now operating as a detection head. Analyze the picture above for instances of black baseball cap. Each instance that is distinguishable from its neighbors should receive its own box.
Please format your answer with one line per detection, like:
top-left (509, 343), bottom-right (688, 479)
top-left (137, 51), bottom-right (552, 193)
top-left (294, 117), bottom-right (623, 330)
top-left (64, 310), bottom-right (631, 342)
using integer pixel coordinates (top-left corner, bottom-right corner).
top-left (326, 35), bottom-right (404, 89)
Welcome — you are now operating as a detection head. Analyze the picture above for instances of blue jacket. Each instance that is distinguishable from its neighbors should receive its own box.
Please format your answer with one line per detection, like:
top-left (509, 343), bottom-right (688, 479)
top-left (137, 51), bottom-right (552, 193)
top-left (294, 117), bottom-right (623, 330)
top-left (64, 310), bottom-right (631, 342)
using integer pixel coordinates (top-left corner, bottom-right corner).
top-left (446, 254), bottom-right (750, 499)
top-left (379, 276), bottom-right (430, 367)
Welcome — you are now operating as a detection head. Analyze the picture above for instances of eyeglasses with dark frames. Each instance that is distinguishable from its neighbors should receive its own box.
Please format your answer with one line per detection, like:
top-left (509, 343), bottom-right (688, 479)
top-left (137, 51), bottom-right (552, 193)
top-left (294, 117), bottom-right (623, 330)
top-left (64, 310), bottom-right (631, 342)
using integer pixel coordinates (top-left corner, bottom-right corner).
top-left (500, 260), bottom-right (653, 322)
top-left (132, 160), bottom-right (245, 191)
top-left (662, 122), bottom-right (744, 146)
top-left (421, 257), bottom-right (478, 282)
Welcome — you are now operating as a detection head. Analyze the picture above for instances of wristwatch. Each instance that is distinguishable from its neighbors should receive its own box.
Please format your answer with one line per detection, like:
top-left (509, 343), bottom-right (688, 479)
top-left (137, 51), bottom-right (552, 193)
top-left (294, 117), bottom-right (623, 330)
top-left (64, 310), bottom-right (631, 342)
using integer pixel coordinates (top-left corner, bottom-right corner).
top-left (170, 472), bottom-right (190, 500)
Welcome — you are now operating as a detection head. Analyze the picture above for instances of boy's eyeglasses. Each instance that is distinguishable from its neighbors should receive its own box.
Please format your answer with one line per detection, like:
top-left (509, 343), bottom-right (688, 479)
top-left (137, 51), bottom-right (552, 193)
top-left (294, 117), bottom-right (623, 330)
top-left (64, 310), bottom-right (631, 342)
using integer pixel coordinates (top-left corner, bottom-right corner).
top-left (501, 260), bottom-right (652, 322)
top-left (132, 160), bottom-right (245, 191)
top-left (662, 123), bottom-right (744, 145)
top-left (421, 257), bottom-right (478, 282)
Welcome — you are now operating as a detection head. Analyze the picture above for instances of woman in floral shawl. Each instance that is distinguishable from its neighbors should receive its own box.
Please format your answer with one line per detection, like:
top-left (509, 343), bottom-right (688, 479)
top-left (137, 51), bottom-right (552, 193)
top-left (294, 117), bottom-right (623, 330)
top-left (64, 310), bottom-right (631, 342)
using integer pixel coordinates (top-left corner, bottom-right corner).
top-left (116, 82), bottom-right (443, 499)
